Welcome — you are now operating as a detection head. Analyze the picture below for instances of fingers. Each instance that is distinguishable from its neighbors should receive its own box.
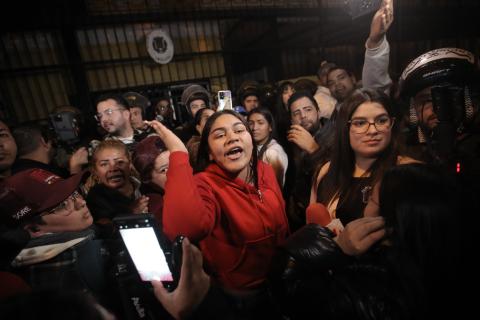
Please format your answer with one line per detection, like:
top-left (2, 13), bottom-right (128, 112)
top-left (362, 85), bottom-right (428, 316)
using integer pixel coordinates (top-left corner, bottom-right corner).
top-left (189, 239), bottom-right (205, 271)
top-left (144, 120), bottom-right (165, 136)
top-left (178, 237), bottom-right (193, 285)
top-left (134, 196), bottom-right (149, 213)
top-left (351, 216), bottom-right (385, 237)
top-left (145, 120), bottom-right (188, 153)
top-left (352, 217), bottom-right (385, 249)
top-left (383, 0), bottom-right (394, 24)
top-left (364, 228), bottom-right (386, 248)
top-left (151, 279), bottom-right (173, 312)
top-left (139, 195), bottom-right (150, 205)
top-left (337, 217), bottom-right (385, 255)
top-left (290, 124), bottom-right (307, 132)
top-left (288, 125), bottom-right (306, 140)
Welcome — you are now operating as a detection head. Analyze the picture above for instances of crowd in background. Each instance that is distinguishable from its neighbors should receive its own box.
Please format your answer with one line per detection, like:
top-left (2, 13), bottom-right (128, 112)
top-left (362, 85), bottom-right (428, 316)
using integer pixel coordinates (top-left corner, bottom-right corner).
top-left (1, 1), bottom-right (478, 319)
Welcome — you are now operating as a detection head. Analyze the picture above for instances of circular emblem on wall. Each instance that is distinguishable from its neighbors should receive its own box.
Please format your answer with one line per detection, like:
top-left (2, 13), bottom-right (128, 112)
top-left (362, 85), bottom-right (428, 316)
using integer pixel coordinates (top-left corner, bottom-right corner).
top-left (146, 29), bottom-right (174, 64)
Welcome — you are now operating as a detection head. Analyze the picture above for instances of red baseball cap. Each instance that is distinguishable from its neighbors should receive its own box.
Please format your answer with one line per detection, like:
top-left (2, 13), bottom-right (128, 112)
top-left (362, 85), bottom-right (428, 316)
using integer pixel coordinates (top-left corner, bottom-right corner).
top-left (0, 169), bottom-right (87, 227)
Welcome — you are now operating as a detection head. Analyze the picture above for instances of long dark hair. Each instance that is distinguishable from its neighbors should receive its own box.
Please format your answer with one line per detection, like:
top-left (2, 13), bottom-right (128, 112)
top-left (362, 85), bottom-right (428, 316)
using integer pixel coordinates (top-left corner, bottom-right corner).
top-left (276, 81), bottom-right (294, 111)
top-left (196, 110), bottom-right (259, 190)
top-left (379, 163), bottom-right (459, 316)
top-left (247, 107), bottom-right (276, 159)
top-left (318, 88), bottom-right (401, 206)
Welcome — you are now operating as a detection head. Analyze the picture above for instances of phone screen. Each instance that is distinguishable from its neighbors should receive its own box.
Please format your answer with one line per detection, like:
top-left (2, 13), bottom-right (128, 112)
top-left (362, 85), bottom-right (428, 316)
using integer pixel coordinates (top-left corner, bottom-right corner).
top-left (119, 226), bottom-right (173, 282)
top-left (218, 90), bottom-right (233, 111)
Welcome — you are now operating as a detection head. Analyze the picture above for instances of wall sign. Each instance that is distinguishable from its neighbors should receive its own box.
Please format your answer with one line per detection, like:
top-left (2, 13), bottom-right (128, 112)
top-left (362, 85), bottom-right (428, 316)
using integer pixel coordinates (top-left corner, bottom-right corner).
top-left (146, 29), bottom-right (174, 64)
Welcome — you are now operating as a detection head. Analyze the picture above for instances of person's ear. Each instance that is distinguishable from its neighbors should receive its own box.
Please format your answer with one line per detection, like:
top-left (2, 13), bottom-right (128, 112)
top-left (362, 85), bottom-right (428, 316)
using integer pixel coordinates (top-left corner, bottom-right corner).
top-left (195, 124), bottom-right (202, 135)
top-left (40, 136), bottom-right (49, 148)
top-left (123, 109), bottom-right (131, 119)
top-left (351, 74), bottom-right (357, 85)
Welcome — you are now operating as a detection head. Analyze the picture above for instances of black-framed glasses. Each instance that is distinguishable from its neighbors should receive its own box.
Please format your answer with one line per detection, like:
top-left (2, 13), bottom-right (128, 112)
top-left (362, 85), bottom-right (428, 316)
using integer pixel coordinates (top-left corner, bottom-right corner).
top-left (348, 115), bottom-right (395, 134)
top-left (94, 108), bottom-right (124, 121)
top-left (42, 191), bottom-right (82, 216)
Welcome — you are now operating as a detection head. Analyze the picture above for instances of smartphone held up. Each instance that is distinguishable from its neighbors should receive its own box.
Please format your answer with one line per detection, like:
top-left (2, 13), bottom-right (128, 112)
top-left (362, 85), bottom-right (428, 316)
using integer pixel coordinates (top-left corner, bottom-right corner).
top-left (217, 90), bottom-right (233, 111)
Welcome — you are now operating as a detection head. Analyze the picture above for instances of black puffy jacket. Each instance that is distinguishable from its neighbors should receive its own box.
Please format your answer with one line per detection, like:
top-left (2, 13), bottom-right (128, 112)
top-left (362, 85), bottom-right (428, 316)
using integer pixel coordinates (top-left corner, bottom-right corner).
top-left (270, 224), bottom-right (425, 320)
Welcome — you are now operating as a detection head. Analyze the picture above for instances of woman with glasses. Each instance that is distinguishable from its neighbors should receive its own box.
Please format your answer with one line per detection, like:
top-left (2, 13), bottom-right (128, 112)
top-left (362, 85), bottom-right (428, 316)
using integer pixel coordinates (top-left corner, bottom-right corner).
top-left (309, 88), bottom-right (419, 229)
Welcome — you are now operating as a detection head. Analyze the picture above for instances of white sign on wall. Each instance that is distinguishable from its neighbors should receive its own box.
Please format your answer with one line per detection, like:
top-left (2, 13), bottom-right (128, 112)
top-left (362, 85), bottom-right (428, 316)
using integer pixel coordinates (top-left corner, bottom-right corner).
top-left (146, 29), bottom-right (174, 64)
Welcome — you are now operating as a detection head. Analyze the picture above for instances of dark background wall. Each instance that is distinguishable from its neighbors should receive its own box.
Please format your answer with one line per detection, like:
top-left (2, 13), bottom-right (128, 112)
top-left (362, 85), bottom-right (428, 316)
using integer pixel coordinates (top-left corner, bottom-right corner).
top-left (0, 0), bottom-right (479, 124)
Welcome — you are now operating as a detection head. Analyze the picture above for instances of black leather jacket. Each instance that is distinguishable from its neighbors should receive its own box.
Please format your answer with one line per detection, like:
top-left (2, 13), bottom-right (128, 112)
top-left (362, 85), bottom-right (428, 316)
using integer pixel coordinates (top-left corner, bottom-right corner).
top-left (271, 224), bottom-right (425, 320)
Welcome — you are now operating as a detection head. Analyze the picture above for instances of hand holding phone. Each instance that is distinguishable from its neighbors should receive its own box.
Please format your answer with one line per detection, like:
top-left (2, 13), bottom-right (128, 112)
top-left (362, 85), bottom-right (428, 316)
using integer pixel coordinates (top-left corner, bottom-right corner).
top-left (151, 237), bottom-right (210, 319)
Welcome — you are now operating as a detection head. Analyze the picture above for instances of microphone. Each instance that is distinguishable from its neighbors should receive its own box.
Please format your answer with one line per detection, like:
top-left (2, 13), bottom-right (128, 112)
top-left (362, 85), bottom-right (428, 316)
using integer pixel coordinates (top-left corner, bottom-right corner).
top-left (306, 202), bottom-right (331, 226)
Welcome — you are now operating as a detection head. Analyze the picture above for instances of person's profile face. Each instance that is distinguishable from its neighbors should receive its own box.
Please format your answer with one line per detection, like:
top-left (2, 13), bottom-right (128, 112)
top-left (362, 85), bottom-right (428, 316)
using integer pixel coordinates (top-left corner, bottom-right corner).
top-left (0, 121), bottom-right (17, 173)
top-left (130, 107), bottom-right (144, 129)
top-left (151, 151), bottom-right (170, 190)
top-left (413, 87), bottom-right (438, 130)
top-left (39, 191), bottom-right (93, 233)
top-left (282, 85), bottom-right (295, 106)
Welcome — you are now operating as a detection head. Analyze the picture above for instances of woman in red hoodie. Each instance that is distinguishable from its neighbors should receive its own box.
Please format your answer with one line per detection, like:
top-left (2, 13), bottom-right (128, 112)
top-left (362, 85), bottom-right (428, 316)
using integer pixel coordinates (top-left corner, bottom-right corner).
top-left (146, 110), bottom-right (289, 318)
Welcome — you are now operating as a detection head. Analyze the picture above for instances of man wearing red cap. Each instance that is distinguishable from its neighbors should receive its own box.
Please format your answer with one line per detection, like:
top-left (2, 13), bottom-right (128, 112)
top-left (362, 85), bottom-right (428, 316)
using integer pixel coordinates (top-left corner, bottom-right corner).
top-left (0, 168), bottom-right (105, 295)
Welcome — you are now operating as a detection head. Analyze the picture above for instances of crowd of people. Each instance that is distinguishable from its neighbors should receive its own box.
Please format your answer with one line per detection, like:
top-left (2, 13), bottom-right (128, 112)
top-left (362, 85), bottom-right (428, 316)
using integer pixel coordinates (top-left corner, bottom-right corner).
top-left (1, 0), bottom-right (478, 319)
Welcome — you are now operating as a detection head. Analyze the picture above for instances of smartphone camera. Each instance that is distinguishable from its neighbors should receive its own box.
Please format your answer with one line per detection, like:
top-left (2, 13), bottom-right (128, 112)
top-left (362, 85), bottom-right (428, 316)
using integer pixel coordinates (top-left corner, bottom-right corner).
top-left (219, 92), bottom-right (225, 99)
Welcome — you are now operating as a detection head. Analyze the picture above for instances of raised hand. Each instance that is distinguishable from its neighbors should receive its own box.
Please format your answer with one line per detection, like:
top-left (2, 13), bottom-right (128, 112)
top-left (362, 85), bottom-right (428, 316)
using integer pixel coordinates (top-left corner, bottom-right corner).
top-left (152, 238), bottom-right (210, 319)
top-left (367, 0), bottom-right (394, 49)
top-left (287, 124), bottom-right (319, 154)
top-left (68, 147), bottom-right (89, 174)
top-left (335, 216), bottom-right (385, 256)
top-left (144, 120), bottom-right (188, 153)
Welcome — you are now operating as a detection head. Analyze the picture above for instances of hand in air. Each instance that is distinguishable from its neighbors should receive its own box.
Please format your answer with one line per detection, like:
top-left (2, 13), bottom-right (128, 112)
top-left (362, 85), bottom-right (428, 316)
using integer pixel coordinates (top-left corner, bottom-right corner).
top-left (144, 120), bottom-right (188, 153)
top-left (367, 0), bottom-right (394, 49)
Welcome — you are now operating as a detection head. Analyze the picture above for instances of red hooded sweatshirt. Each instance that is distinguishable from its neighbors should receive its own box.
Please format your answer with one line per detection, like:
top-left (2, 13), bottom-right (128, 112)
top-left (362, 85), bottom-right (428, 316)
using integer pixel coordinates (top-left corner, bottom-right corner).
top-left (163, 151), bottom-right (289, 290)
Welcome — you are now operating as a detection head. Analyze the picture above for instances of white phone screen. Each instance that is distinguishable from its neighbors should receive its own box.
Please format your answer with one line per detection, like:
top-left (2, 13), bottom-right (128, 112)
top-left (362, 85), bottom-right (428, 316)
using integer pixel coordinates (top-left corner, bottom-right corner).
top-left (119, 227), bottom-right (173, 282)
top-left (218, 90), bottom-right (233, 111)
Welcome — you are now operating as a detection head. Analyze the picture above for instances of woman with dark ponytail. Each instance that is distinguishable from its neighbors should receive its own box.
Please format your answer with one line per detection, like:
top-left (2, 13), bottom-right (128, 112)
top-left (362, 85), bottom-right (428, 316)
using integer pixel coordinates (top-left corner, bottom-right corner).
top-left (248, 108), bottom-right (288, 187)
top-left (145, 110), bottom-right (289, 319)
